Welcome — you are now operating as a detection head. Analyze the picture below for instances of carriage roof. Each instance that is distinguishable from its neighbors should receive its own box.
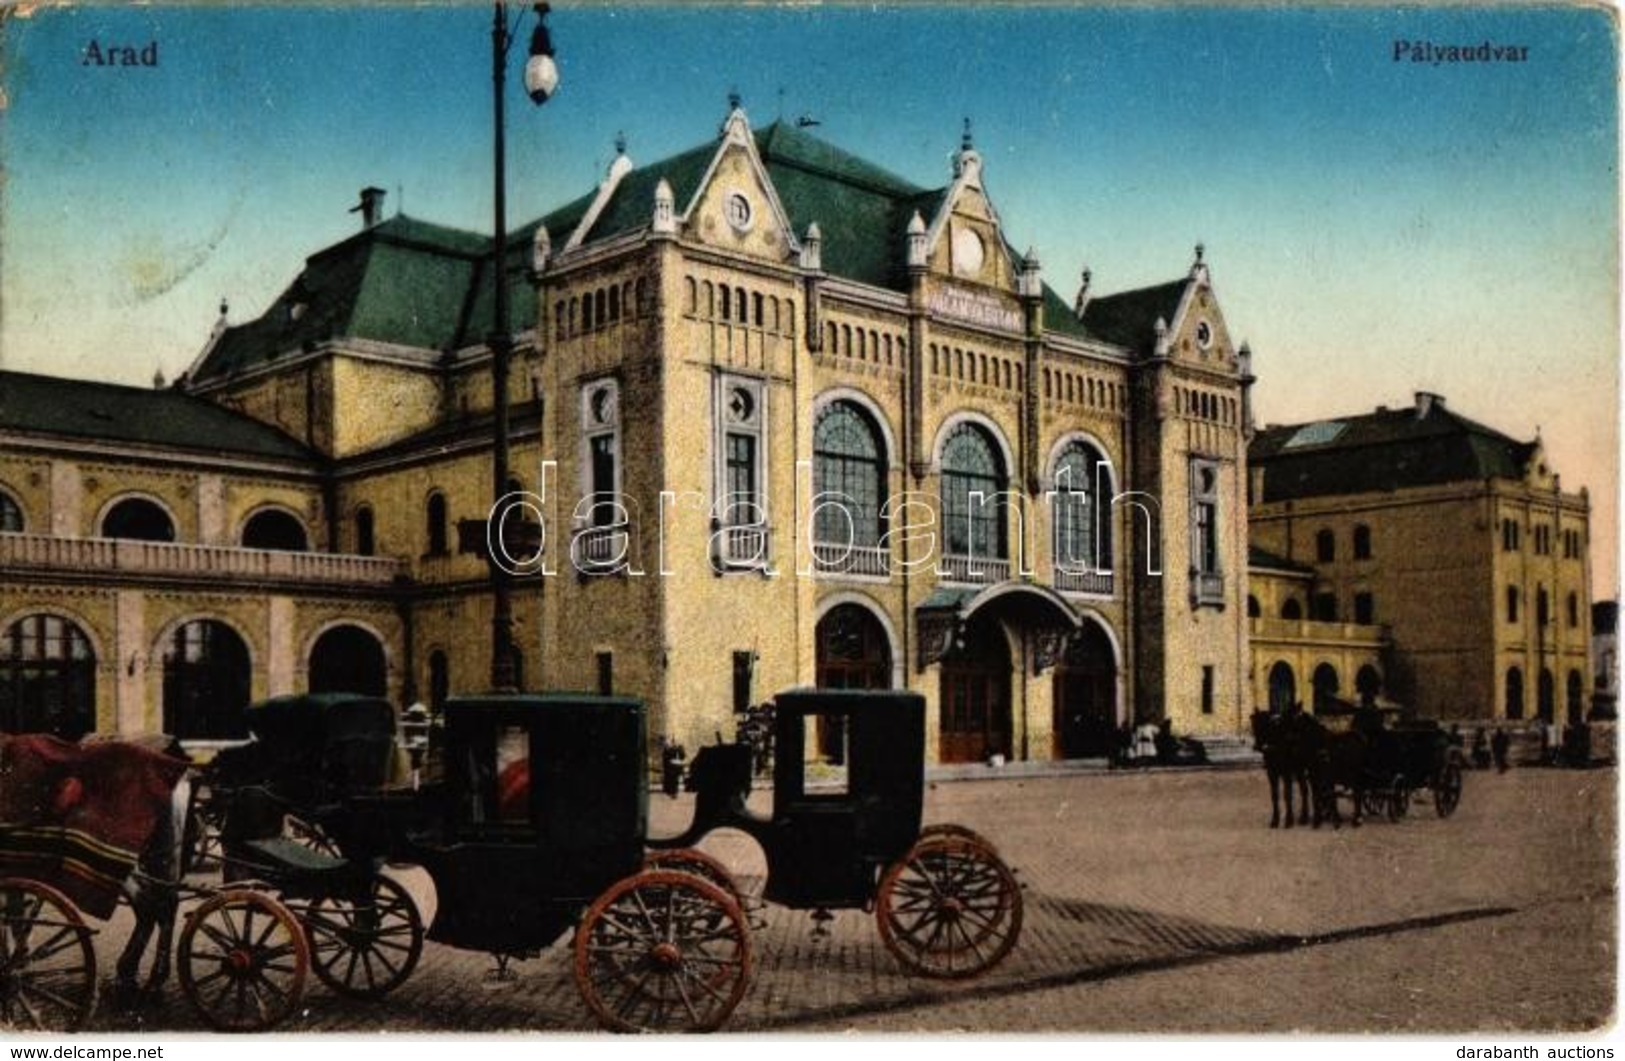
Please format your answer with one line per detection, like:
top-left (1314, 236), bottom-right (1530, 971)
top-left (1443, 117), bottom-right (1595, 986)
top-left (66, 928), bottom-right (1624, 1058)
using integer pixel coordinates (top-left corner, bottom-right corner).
top-left (246, 692), bottom-right (396, 746)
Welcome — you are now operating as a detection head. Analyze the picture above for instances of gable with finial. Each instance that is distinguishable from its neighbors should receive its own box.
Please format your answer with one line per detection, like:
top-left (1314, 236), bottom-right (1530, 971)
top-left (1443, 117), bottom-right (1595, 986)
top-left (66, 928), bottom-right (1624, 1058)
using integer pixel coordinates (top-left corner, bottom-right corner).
top-left (681, 99), bottom-right (800, 263)
top-left (919, 119), bottom-right (1019, 292)
top-left (1081, 244), bottom-right (1240, 367)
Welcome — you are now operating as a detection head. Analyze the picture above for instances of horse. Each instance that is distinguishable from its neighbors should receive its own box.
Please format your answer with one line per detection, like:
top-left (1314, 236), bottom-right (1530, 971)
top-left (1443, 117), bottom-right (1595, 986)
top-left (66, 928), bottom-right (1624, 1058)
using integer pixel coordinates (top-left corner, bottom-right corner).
top-left (1300, 715), bottom-right (1370, 829)
top-left (1250, 709), bottom-right (1312, 829)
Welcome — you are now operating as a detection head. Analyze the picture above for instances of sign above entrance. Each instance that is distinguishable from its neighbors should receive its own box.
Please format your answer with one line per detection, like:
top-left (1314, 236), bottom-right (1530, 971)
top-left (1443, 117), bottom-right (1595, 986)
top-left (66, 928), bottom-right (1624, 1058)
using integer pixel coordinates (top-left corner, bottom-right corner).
top-left (928, 286), bottom-right (1021, 333)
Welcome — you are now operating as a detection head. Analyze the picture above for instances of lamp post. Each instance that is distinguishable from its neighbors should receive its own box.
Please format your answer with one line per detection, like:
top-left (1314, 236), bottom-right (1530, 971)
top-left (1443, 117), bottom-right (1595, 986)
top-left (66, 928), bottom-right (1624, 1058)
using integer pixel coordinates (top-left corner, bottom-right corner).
top-left (488, 1), bottom-right (557, 692)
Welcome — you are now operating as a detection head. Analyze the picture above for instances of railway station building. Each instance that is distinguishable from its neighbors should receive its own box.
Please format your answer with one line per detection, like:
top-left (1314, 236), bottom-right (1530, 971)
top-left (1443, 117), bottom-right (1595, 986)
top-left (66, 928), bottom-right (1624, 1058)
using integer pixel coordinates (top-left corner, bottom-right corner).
top-left (0, 105), bottom-right (1256, 762)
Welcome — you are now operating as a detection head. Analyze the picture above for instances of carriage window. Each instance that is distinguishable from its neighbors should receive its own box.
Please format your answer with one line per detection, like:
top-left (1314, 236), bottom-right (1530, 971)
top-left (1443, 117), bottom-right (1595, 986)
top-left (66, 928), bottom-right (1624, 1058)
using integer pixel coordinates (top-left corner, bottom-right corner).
top-left (464, 721), bottom-right (533, 827)
top-left (802, 711), bottom-right (849, 796)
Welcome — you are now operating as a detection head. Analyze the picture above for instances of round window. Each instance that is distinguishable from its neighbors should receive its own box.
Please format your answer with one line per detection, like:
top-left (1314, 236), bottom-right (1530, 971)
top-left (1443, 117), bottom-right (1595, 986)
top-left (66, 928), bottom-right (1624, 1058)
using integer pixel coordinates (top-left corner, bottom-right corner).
top-left (724, 192), bottom-right (753, 233)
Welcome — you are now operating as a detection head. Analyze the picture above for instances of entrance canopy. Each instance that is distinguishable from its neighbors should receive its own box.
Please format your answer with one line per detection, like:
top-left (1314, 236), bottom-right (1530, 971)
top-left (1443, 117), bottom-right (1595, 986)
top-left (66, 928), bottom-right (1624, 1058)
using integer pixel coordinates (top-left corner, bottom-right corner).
top-left (915, 581), bottom-right (1083, 673)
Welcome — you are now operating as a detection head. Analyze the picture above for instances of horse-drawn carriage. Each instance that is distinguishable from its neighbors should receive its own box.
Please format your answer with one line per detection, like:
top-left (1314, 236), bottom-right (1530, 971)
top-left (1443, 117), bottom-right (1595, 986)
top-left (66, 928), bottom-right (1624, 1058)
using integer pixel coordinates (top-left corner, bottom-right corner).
top-left (3, 687), bottom-right (1020, 1033)
top-left (1253, 706), bottom-right (1464, 828)
top-left (1357, 719), bottom-right (1465, 821)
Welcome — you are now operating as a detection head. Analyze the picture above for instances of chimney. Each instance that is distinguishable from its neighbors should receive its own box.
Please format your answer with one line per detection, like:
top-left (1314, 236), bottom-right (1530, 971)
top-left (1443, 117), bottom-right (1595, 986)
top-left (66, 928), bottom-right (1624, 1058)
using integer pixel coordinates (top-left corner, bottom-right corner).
top-left (351, 186), bottom-right (387, 229)
top-left (1414, 391), bottom-right (1444, 418)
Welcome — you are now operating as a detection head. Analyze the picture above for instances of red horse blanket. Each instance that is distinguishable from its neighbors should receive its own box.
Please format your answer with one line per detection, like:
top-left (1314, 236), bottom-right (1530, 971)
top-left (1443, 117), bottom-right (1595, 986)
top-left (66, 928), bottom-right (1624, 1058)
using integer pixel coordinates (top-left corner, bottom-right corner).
top-left (0, 734), bottom-right (189, 919)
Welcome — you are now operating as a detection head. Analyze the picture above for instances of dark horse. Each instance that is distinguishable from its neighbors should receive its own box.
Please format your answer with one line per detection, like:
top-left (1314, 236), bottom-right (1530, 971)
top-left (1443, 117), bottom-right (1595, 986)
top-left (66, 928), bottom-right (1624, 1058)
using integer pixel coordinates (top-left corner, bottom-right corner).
top-left (1251, 709), bottom-right (1312, 828)
top-left (1252, 708), bottom-right (1370, 828)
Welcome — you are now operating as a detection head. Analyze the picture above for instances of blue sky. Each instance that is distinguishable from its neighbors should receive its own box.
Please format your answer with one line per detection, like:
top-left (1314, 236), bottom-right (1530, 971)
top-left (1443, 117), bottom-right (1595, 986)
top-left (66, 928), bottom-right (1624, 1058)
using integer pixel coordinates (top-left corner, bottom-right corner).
top-left (1, 3), bottom-right (1618, 591)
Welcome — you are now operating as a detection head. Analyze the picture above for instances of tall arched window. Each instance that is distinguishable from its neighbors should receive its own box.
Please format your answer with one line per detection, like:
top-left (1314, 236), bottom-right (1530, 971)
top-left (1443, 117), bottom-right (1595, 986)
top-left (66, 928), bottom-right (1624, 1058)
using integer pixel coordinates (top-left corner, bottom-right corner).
top-left (310, 625), bottom-right (387, 697)
top-left (1538, 668), bottom-right (1555, 723)
top-left (428, 650), bottom-right (450, 711)
top-left (1506, 666), bottom-right (1525, 720)
top-left (1281, 598), bottom-right (1303, 621)
top-left (1267, 661), bottom-right (1296, 714)
top-left (813, 401), bottom-right (886, 550)
top-left (0, 491), bottom-right (22, 533)
top-left (354, 505), bottom-right (376, 556)
top-left (941, 422), bottom-right (1007, 561)
top-left (241, 509), bottom-right (309, 551)
top-left (1312, 663), bottom-right (1340, 713)
top-left (162, 620), bottom-right (251, 740)
top-left (102, 497), bottom-right (175, 542)
top-left (426, 491), bottom-right (448, 556)
top-left (0, 614), bottom-right (96, 738)
top-left (1567, 669), bottom-right (1585, 725)
top-left (1353, 524), bottom-right (1372, 560)
top-left (1052, 440), bottom-right (1112, 573)
top-left (1315, 528), bottom-right (1335, 563)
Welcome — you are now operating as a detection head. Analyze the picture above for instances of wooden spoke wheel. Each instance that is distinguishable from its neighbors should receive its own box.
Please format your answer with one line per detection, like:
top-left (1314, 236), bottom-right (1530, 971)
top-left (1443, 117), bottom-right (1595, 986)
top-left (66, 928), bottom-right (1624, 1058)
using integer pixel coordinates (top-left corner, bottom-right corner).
top-left (0, 879), bottom-right (97, 1032)
top-left (285, 816), bottom-right (341, 859)
top-left (876, 836), bottom-right (1023, 980)
top-left (573, 869), bottom-right (751, 1033)
top-left (643, 849), bottom-right (739, 898)
top-left (300, 874), bottom-right (422, 999)
top-left (919, 823), bottom-right (1000, 857)
top-left (178, 890), bottom-right (309, 1032)
top-left (1387, 776), bottom-right (1411, 822)
top-left (1359, 789), bottom-right (1387, 818)
top-left (1435, 762), bottom-right (1464, 819)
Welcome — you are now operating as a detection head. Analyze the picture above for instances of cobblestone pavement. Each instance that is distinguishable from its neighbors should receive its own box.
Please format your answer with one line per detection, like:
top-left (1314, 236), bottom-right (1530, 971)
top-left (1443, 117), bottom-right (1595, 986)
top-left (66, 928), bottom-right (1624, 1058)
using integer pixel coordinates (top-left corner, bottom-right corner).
top-left (68, 763), bottom-right (1614, 1035)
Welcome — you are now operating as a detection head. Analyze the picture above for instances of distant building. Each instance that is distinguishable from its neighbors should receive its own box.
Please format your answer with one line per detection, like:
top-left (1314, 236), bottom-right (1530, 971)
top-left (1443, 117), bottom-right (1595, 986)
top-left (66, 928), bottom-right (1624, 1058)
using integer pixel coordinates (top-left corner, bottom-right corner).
top-left (0, 105), bottom-right (1257, 762)
top-left (1249, 392), bottom-right (1593, 723)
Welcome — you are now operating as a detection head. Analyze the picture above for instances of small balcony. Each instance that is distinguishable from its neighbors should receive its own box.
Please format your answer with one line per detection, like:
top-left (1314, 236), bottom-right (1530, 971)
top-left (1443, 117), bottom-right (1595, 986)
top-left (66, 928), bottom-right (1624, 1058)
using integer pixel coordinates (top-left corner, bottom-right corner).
top-left (572, 523), bottom-right (631, 574)
top-left (1054, 568), bottom-right (1114, 596)
top-left (1191, 570), bottom-right (1226, 606)
top-left (811, 541), bottom-right (890, 579)
top-left (717, 523), bottom-right (770, 570)
top-left (0, 533), bottom-right (406, 587)
top-left (939, 553), bottom-right (1011, 584)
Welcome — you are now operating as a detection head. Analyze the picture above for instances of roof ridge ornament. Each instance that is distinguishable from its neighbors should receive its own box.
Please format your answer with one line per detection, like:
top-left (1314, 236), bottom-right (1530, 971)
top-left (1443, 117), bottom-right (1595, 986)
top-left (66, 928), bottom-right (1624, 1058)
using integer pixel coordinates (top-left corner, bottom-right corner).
top-left (529, 224), bottom-right (551, 278)
top-left (1190, 241), bottom-right (1211, 285)
top-left (952, 117), bottom-right (982, 184)
top-left (1074, 267), bottom-right (1092, 321)
top-left (652, 178), bottom-right (676, 236)
top-left (800, 222), bottom-right (823, 271)
top-left (721, 90), bottom-right (750, 143)
top-left (1154, 316), bottom-right (1172, 357)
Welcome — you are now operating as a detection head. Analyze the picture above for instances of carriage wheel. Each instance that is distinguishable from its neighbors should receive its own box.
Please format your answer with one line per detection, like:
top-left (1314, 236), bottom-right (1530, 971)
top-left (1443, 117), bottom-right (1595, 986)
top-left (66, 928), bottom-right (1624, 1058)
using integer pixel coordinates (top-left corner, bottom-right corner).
top-left (301, 874), bottom-right (423, 999)
top-left (573, 869), bottom-right (751, 1033)
top-left (178, 890), bottom-right (308, 1032)
top-left (285, 816), bottom-right (341, 859)
top-left (1435, 761), bottom-right (1464, 818)
top-left (183, 787), bottom-right (225, 873)
top-left (0, 879), bottom-right (97, 1032)
top-left (1359, 789), bottom-right (1386, 817)
top-left (644, 849), bottom-right (739, 898)
top-left (875, 835), bottom-right (1023, 980)
top-left (1387, 776), bottom-right (1411, 822)
top-left (919, 822), bottom-right (1000, 857)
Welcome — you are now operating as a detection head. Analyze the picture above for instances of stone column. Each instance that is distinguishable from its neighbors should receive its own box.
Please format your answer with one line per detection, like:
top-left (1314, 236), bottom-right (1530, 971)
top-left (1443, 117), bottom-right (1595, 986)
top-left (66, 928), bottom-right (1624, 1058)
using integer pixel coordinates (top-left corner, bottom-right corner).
top-left (267, 596), bottom-right (297, 696)
top-left (50, 461), bottom-right (81, 537)
top-left (115, 590), bottom-right (147, 734)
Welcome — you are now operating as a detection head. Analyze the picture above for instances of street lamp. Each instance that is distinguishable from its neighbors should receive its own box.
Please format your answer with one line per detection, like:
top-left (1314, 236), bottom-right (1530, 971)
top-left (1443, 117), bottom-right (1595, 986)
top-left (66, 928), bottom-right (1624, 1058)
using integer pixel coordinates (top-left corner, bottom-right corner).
top-left (488, 1), bottom-right (556, 692)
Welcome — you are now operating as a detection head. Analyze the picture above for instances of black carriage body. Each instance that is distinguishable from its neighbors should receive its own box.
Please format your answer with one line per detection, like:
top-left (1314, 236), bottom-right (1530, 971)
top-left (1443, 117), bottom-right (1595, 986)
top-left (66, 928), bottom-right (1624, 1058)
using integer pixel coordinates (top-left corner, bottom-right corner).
top-left (760, 689), bottom-right (925, 909)
top-left (213, 693), bottom-right (397, 803)
top-left (407, 694), bottom-right (648, 954)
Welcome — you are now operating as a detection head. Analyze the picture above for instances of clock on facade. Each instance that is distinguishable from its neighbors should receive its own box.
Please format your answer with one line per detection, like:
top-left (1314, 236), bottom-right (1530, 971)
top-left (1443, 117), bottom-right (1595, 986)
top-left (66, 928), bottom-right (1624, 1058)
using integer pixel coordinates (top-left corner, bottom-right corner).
top-left (1195, 320), bottom-right (1214, 350)
top-left (951, 226), bottom-right (985, 277)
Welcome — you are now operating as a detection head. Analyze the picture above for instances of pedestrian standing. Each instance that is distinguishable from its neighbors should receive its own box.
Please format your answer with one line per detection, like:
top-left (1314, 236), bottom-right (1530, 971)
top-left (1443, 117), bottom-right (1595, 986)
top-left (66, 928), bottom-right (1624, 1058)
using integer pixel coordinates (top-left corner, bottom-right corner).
top-left (1491, 727), bottom-right (1510, 773)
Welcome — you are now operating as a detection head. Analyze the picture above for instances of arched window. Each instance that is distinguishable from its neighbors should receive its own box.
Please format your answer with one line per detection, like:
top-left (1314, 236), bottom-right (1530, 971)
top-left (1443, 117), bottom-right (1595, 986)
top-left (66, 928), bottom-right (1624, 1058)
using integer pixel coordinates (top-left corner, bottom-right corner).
top-left (1506, 666), bottom-right (1525, 720)
top-left (0, 614), bottom-right (96, 738)
top-left (1246, 596), bottom-right (1261, 618)
top-left (1052, 440), bottom-right (1111, 573)
top-left (0, 491), bottom-right (22, 533)
top-left (813, 401), bottom-right (887, 550)
top-left (309, 624), bottom-right (387, 697)
top-left (815, 604), bottom-right (893, 690)
top-left (1281, 598), bottom-right (1303, 621)
top-left (426, 491), bottom-right (448, 556)
top-left (1315, 528), bottom-right (1335, 563)
top-left (241, 509), bottom-right (309, 552)
top-left (354, 505), bottom-right (376, 557)
top-left (1537, 668), bottom-right (1555, 723)
top-left (1567, 669), bottom-right (1585, 725)
top-left (1568, 592), bottom-right (1581, 628)
top-left (1312, 663), bottom-right (1340, 713)
top-left (1267, 661), bottom-right (1296, 715)
top-left (428, 650), bottom-right (449, 711)
top-left (102, 497), bottom-right (175, 542)
top-left (1353, 524), bottom-right (1372, 559)
top-left (162, 620), bottom-right (251, 740)
top-left (940, 422), bottom-right (1007, 561)
top-left (1355, 665), bottom-right (1383, 706)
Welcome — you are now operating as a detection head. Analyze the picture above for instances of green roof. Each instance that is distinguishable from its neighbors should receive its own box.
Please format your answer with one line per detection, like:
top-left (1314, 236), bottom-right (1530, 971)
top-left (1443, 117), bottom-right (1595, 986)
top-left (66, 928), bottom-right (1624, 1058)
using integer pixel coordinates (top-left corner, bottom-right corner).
top-left (1250, 400), bottom-right (1536, 502)
top-left (1248, 545), bottom-right (1313, 574)
top-left (198, 215), bottom-right (489, 382)
top-left (1080, 280), bottom-right (1187, 353)
top-left (196, 120), bottom-right (1140, 380)
top-left (0, 371), bottom-right (313, 461)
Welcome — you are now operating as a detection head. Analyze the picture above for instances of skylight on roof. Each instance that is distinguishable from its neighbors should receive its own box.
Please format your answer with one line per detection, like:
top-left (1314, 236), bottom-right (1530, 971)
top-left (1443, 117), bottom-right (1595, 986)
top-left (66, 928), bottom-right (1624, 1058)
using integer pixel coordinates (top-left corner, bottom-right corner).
top-left (1283, 421), bottom-right (1347, 449)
